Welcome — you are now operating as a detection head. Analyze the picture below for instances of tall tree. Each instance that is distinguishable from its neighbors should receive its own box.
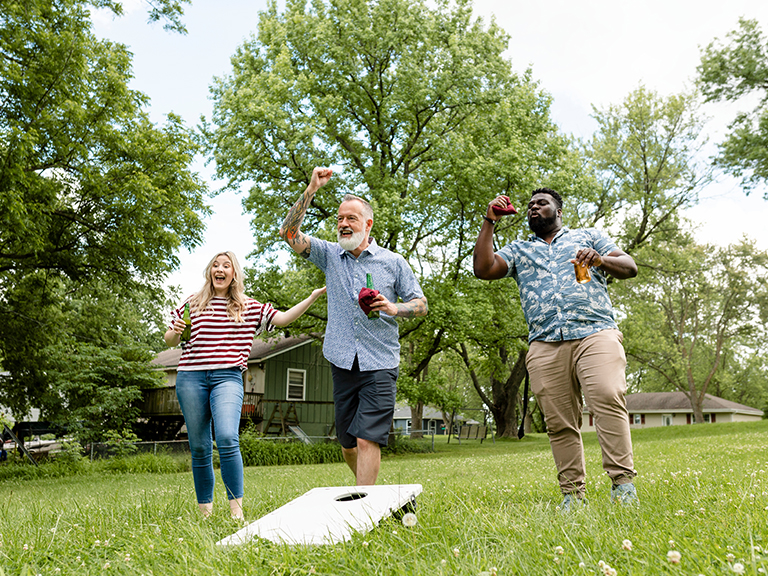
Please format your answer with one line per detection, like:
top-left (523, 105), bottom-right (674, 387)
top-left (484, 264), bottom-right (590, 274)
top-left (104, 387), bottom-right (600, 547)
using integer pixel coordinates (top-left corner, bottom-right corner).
top-left (617, 236), bottom-right (768, 422)
top-left (0, 0), bottom-right (208, 418)
top-left (584, 85), bottom-right (712, 253)
top-left (698, 18), bottom-right (768, 195)
top-left (205, 0), bottom-right (579, 436)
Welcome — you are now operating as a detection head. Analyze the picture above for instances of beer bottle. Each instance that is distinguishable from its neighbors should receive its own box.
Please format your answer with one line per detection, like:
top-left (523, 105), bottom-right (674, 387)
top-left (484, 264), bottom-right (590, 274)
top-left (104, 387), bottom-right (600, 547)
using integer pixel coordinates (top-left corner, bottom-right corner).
top-left (366, 273), bottom-right (379, 319)
top-left (180, 302), bottom-right (192, 342)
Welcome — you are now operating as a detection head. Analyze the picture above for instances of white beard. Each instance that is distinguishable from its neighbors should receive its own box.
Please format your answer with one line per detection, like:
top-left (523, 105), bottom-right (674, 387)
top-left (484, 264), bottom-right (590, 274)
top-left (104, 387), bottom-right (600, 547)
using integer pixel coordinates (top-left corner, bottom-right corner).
top-left (338, 228), bottom-right (367, 251)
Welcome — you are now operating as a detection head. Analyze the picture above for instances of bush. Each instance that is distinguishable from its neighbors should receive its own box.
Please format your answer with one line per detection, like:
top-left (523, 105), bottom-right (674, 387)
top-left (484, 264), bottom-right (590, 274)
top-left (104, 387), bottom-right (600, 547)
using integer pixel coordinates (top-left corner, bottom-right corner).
top-left (382, 433), bottom-right (434, 456)
top-left (99, 452), bottom-right (190, 475)
top-left (239, 427), bottom-right (344, 467)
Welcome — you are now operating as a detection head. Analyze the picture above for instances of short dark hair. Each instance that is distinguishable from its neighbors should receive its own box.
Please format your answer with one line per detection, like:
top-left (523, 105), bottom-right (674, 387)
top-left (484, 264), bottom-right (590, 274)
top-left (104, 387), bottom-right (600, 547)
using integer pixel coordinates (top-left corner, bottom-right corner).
top-left (531, 187), bottom-right (563, 210)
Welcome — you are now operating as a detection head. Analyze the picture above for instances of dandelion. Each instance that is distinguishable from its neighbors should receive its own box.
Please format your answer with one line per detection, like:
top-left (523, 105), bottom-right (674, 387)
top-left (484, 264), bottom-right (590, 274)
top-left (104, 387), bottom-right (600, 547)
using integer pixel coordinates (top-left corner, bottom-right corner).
top-left (554, 545), bottom-right (564, 555)
top-left (622, 539), bottom-right (633, 551)
top-left (402, 513), bottom-right (418, 527)
top-left (453, 548), bottom-right (460, 558)
top-left (667, 550), bottom-right (682, 564)
top-left (733, 563), bottom-right (745, 575)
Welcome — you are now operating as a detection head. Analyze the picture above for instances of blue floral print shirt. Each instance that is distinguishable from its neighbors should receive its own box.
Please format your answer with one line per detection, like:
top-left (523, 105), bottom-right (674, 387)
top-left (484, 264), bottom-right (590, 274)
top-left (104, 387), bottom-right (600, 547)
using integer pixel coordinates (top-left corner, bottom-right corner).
top-left (496, 227), bottom-right (620, 343)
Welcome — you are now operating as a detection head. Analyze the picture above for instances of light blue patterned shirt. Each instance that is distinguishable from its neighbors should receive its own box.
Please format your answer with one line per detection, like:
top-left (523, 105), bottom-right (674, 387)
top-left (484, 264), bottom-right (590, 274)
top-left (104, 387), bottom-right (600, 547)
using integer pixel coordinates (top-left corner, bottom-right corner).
top-left (496, 227), bottom-right (619, 343)
top-left (308, 237), bottom-right (424, 371)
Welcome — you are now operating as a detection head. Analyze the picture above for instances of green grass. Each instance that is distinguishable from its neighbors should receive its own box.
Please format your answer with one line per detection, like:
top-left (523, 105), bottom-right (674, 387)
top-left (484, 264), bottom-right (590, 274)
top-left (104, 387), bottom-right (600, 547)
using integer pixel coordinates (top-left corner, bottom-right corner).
top-left (1, 421), bottom-right (766, 575)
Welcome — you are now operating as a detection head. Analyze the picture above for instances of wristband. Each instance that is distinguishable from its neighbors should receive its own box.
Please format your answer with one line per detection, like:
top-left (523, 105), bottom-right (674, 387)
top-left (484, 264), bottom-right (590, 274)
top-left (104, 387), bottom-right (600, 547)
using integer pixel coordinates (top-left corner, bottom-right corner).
top-left (483, 216), bottom-right (496, 226)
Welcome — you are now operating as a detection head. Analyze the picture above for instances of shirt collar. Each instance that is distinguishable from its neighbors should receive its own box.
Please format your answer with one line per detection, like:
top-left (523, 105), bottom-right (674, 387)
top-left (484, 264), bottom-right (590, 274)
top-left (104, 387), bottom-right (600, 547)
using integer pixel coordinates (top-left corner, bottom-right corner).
top-left (339, 238), bottom-right (379, 258)
top-left (528, 226), bottom-right (570, 243)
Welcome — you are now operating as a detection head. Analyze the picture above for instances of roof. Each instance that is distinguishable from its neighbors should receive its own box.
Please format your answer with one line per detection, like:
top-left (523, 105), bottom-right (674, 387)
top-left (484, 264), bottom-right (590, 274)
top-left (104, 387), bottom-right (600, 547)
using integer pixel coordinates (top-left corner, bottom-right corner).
top-left (152, 335), bottom-right (320, 370)
top-left (586, 392), bottom-right (763, 416)
top-left (392, 404), bottom-right (445, 420)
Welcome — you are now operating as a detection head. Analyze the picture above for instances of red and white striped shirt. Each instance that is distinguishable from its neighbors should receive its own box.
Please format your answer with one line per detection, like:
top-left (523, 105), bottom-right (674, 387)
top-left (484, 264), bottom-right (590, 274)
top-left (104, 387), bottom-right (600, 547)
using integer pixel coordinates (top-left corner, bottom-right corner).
top-left (170, 296), bottom-right (277, 371)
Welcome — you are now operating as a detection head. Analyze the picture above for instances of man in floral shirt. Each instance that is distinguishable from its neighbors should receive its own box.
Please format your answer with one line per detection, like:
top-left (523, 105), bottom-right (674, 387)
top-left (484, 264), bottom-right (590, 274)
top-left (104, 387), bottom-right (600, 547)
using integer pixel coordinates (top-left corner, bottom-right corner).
top-left (473, 188), bottom-right (639, 511)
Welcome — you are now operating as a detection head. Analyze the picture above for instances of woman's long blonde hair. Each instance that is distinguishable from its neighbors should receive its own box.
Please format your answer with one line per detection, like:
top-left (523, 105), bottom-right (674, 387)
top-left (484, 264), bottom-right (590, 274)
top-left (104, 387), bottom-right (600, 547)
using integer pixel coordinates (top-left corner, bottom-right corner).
top-left (188, 251), bottom-right (248, 322)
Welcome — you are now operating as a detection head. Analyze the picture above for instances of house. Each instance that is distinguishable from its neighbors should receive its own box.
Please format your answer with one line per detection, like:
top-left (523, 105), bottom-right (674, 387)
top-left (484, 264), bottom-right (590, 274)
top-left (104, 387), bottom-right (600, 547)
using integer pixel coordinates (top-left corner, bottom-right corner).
top-left (392, 404), bottom-right (450, 435)
top-left (146, 335), bottom-right (335, 440)
top-left (581, 392), bottom-right (764, 431)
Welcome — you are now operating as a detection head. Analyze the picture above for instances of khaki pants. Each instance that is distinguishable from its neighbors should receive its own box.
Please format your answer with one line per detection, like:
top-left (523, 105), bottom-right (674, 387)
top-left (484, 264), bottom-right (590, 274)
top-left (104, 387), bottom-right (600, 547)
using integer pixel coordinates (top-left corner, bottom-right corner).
top-left (527, 329), bottom-right (635, 496)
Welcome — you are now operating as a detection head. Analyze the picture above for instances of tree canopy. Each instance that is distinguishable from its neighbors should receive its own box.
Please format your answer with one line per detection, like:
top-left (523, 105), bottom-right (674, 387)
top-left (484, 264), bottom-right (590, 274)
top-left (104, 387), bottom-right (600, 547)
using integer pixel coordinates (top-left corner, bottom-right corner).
top-left (0, 0), bottom-right (208, 424)
top-left (204, 0), bottom-right (584, 436)
top-left (698, 18), bottom-right (768, 195)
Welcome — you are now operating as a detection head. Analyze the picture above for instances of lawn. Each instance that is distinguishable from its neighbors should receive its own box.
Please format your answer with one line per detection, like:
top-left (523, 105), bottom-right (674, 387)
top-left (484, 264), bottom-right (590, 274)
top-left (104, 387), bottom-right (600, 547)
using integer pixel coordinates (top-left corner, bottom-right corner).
top-left (1, 421), bottom-right (767, 575)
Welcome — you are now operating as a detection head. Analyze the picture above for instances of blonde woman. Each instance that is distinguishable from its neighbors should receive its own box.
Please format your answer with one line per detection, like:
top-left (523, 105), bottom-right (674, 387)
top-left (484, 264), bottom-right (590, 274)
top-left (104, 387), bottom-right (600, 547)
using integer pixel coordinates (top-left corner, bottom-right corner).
top-left (164, 251), bottom-right (325, 519)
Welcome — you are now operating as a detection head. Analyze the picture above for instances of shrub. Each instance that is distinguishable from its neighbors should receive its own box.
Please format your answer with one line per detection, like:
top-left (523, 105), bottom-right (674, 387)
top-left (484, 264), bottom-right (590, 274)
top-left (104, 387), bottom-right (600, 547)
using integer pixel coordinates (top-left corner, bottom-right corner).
top-left (238, 427), bottom-right (344, 467)
top-left (99, 452), bottom-right (190, 474)
top-left (382, 433), bottom-right (434, 456)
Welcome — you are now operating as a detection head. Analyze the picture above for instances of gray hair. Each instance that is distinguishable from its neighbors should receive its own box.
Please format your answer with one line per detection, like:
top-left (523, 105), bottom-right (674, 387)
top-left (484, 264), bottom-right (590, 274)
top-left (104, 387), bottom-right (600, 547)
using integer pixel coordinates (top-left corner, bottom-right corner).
top-left (341, 193), bottom-right (374, 222)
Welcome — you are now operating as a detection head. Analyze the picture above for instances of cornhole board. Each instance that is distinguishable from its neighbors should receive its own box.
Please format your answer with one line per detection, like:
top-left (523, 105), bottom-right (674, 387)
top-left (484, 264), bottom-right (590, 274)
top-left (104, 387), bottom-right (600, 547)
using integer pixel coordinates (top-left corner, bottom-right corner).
top-left (216, 484), bottom-right (422, 546)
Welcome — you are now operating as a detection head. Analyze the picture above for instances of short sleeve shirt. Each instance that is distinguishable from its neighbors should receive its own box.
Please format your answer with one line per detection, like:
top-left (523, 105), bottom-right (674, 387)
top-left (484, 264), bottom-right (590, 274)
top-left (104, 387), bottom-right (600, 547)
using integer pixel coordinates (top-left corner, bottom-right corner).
top-left (170, 296), bottom-right (276, 371)
top-left (496, 227), bottom-right (619, 342)
top-left (308, 238), bottom-right (424, 371)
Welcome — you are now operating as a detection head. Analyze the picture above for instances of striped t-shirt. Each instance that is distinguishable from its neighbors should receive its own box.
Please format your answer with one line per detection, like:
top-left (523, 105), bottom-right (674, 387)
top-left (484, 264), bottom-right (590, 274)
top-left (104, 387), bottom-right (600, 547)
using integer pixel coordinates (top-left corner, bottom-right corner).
top-left (170, 296), bottom-right (277, 371)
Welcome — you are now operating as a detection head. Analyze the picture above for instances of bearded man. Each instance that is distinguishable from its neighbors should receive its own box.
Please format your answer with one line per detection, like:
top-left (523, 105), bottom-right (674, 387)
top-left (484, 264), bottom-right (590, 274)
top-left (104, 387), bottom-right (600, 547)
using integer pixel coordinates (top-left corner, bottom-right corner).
top-left (280, 167), bottom-right (427, 486)
top-left (473, 188), bottom-right (639, 511)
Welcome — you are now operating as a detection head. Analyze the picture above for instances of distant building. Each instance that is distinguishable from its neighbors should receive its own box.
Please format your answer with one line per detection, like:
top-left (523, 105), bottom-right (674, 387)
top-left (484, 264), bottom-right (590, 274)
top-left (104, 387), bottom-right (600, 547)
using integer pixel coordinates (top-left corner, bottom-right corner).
top-left (392, 404), bottom-right (450, 435)
top-left (582, 392), bottom-right (764, 431)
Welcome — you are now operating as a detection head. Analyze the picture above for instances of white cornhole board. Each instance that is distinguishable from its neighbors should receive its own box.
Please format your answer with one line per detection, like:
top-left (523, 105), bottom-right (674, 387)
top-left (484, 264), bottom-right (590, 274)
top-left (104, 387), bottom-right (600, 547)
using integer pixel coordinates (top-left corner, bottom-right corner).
top-left (216, 484), bottom-right (422, 547)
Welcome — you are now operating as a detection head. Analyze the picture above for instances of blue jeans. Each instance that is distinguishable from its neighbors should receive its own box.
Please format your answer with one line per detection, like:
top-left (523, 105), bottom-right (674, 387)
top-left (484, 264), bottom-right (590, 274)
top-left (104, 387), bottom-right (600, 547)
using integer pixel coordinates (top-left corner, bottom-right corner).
top-left (176, 368), bottom-right (244, 503)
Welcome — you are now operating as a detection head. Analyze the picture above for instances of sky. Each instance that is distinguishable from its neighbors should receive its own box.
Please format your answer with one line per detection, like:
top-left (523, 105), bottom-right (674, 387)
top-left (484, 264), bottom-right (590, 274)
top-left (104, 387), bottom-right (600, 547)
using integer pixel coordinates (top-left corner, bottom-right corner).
top-left (91, 0), bottom-right (768, 296)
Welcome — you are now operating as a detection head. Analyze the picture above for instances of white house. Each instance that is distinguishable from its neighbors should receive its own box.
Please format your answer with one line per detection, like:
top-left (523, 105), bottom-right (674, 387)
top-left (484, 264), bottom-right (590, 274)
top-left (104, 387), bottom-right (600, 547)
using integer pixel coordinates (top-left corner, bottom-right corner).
top-left (581, 392), bottom-right (764, 432)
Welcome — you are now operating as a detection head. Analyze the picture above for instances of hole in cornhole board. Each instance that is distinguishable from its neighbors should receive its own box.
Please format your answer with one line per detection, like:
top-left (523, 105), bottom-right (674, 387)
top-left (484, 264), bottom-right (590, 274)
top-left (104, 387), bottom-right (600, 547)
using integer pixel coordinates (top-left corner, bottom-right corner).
top-left (334, 492), bottom-right (368, 502)
top-left (217, 484), bottom-right (422, 546)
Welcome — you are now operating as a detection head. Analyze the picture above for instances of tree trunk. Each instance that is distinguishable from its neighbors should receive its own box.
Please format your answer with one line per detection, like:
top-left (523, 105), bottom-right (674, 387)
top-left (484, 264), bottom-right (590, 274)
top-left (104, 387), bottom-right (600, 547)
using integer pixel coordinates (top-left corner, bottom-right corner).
top-left (410, 402), bottom-right (424, 439)
top-left (458, 343), bottom-right (527, 438)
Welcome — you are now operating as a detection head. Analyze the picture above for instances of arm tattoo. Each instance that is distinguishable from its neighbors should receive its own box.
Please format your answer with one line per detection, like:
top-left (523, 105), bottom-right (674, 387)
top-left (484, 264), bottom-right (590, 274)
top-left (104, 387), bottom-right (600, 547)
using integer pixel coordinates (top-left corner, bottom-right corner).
top-left (281, 188), bottom-right (315, 255)
top-left (395, 297), bottom-right (428, 318)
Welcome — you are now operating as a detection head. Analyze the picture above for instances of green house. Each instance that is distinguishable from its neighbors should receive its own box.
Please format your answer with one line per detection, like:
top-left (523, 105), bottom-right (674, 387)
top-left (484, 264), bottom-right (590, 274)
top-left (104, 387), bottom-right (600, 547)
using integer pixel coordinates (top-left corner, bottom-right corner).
top-left (145, 335), bottom-right (335, 440)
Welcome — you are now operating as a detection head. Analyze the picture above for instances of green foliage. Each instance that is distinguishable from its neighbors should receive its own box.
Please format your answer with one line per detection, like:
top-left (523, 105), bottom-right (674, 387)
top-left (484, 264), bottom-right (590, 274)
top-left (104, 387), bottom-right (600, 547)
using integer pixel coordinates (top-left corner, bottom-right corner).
top-left (204, 0), bottom-right (580, 441)
top-left (42, 343), bottom-right (162, 444)
top-left (103, 428), bottom-right (141, 459)
top-left (0, 0), bottom-right (208, 418)
top-left (616, 236), bottom-right (768, 419)
top-left (698, 18), bottom-right (768, 194)
top-left (239, 427), bottom-right (344, 467)
top-left (381, 432), bottom-right (433, 456)
top-left (100, 451), bottom-right (190, 474)
top-left (585, 85), bottom-right (712, 252)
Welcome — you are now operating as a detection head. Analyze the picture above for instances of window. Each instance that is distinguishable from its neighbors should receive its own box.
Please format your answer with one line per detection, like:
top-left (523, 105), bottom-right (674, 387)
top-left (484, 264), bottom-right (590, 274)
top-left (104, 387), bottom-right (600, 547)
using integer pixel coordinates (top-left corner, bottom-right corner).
top-left (632, 414), bottom-right (642, 425)
top-left (662, 414), bottom-right (673, 426)
top-left (286, 369), bottom-right (306, 401)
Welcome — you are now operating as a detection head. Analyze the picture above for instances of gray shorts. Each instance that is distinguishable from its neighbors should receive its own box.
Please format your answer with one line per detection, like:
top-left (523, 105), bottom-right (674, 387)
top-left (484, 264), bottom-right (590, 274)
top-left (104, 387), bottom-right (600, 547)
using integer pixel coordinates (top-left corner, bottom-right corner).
top-left (331, 357), bottom-right (398, 449)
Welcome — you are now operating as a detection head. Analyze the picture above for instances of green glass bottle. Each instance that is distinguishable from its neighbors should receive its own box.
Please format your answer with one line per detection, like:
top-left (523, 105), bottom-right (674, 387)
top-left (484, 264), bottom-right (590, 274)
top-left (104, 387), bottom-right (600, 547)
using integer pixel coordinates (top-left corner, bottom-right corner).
top-left (366, 273), bottom-right (379, 319)
top-left (180, 302), bottom-right (192, 342)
